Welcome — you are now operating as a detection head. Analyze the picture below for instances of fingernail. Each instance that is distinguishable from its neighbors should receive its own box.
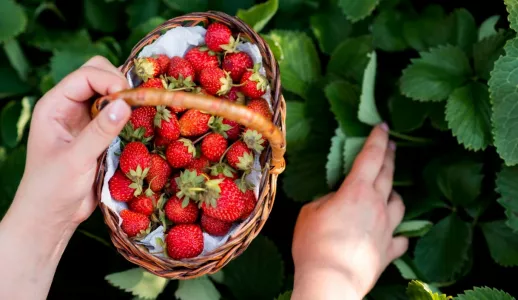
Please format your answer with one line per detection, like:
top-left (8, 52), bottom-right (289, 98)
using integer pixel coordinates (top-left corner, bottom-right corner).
top-left (389, 140), bottom-right (396, 151)
top-left (107, 99), bottom-right (129, 124)
top-left (380, 122), bottom-right (389, 132)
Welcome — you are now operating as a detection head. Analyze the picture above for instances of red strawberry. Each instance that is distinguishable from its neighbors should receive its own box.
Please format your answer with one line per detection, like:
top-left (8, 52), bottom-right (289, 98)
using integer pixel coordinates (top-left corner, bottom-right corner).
top-left (109, 169), bottom-right (137, 201)
top-left (154, 106), bottom-right (180, 142)
top-left (226, 141), bottom-right (254, 171)
top-left (140, 77), bottom-right (166, 89)
top-left (169, 173), bottom-right (181, 194)
top-left (169, 105), bottom-right (188, 114)
top-left (184, 46), bottom-right (219, 75)
top-left (134, 57), bottom-right (162, 81)
top-left (205, 23), bottom-right (236, 52)
top-left (199, 178), bottom-right (245, 222)
top-left (209, 162), bottom-right (238, 180)
top-left (208, 116), bottom-right (241, 140)
top-left (223, 119), bottom-right (241, 141)
top-left (119, 142), bottom-right (151, 176)
top-left (154, 54), bottom-right (170, 73)
top-left (166, 224), bottom-right (203, 259)
top-left (167, 56), bottom-right (195, 80)
top-left (240, 189), bottom-right (257, 220)
top-left (128, 195), bottom-right (154, 216)
top-left (201, 214), bottom-right (232, 236)
top-left (247, 98), bottom-right (272, 120)
top-left (224, 87), bottom-right (245, 105)
top-left (240, 68), bottom-right (268, 98)
top-left (200, 67), bottom-right (232, 96)
top-left (154, 135), bottom-right (171, 148)
top-left (121, 107), bottom-right (156, 141)
top-left (179, 109), bottom-right (211, 137)
top-left (201, 133), bottom-right (228, 162)
top-left (120, 209), bottom-right (150, 237)
top-left (187, 155), bottom-right (210, 173)
top-left (223, 52), bottom-right (253, 82)
top-left (164, 196), bottom-right (199, 224)
top-left (166, 138), bottom-right (196, 168)
top-left (145, 154), bottom-right (172, 192)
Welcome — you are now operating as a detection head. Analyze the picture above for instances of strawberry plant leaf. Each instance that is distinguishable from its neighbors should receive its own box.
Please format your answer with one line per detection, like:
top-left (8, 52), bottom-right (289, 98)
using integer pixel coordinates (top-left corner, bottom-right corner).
top-left (338, 0), bottom-right (380, 23)
top-left (478, 15), bottom-right (500, 41)
top-left (275, 291), bottom-right (293, 300)
top-left (126, 17), bottom-right (166, 52)
top-left (0, 66), bottom-right (30, 99)
top-left (25, 27), bottom-right (92, 52)
top-left (105, 268), bottom-right (168, 300)
top-left (0, 0), bottom-right (27, 43)
top-left (175, 275), bottom-right (220, 300)
top-left (496, 166), bottom-right (518, 213)
top-left (404, 195), bottom-right (447, 220)
top-left (436, 159), bottom-right (484, 207)
top-left (344, 137), bottom-right (366, 175)
top-left (3, 39), bottom-right (29, 82)
top-left (505, 0), bottom-right (518, 33)
top-left (163, 0), bottom-right (208, 12)
top-left (326, 128), bottom-right (346, 188)
top-left (402, 5), bottom-right (453, 52)
top-left (473, 31), bottom-right (510, 81)
top-left (406, 280), bottom-right (451, 300)
top-left (84, 0), bottom-right (124, 33)
top-left (286, 101), bottom-right (310, 151)
top-left (480, 220), bottom-right (518, 267)
top-left (327, 36), bottom-right (373, 83)
top-left (445, 82), bottom-right (492, 151)
top-left (372, 10), bottom-right (407, 52)
top-left (223, 235), bottom-right (284, 300)
top-left (392, 256), bottom-right (419, 280)
top-left (0, 146), bottom-right (26, 218)
top-left (212, 0), bottom-right (254, 15)
top-left (126, 0), bottom-right (161, 28)
top-left (262, 34), bottom-right (283, 62)
top-left (414, 214), bottom-right (473, 283)
top-left (0, 97), bottom-right (34, 148)
top-left (358, 51), bottom-right (382, 126)
top-left (310, 6), bottom-right (352, 54)
top-left (428, 102), bottom-right (449, 131)
top-left (325, 80), bottom-right (369, 137)
top-left (389, 95), bottom-right (428, 132)
top-left (488, 37), bottom-right (518, 166)
top-left (454, 287), bottom-right (515, 300)
top-left (369, 285), bottom-right (408, 300)
top-left (400, 45), bottom-right (471, 102)
top-left (237, 0), bottom-right (278, 33)
top-left (394, 220), bottom-right (433, 237)
top-left (450, 8), bottom-right (477, 55)
top-left (265, 31), bottom-right (321, 99)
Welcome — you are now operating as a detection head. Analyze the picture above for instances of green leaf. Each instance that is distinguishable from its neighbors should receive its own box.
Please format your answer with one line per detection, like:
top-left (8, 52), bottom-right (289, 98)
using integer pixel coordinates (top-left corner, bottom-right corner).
top-left (0, 146), bottom-right (26, 217)
top-left (505, 209), bottom-right (518, 232)
top-left (39, 74), bottom-right (54, 95)
top-left (445, 82), bottom-right (492, 151)
top-left (0, 0), bottom-right (27, 43)
top-left (237, 0), bottom-right (278, 33)
top-left (473, 31), bottom-right (509, 81)
top-left (266, 31), bottom-right (321, 99)
top-left (163, 0), bottom-right (208, 13)
top-left (126, 0), bottom-right (161, 28)
top-left (344, 137), bottom-right (366, 175)
top-left (394, 220), bottom-right (433, 237)
top-left (0, 97), bottom-right (34, 148)
top-left (286, 101), bottom-right (311, 151)
top-left (389, 95), bottom-right (428, 132)
top-left (327, 36), bottom-right (373, 83)
top-left (393, 256), bottom-right (419, 280)
top-left (404, 195), bottom-right (447, 220)
top-left (3, 39), bottom-right (29, 81)
top-left (414, 214), bottom-right (473, 283)
top-left (338, 0), bottom-right (380, 23)
top-left (105, 268), bottom-right (168, 300)
top-left (428, 102), bottom-right (449, 131)
top-left (211, 0), bottom-right (254, 15)
top-left (126, 17), bottom-right (166, 52)
top-left (358, 51), bottom-right (381, 126)
top-left (479, 15), bottom-right (500, 41)
top-left (454, 287), bottom-right (515, 300)
top-left (496, 166), bottom-right (518, 212)
top-left (0, 66), bottom-right (30, 99)
top-left (400, 45), bottom-right (471, 102)
top-left (505, 0), bottom-right (518, 33)
top-left (372, 10), bottom-right (407, 52)
top-left (402, 6), bottom-right (453, 52)
top-left (406, 280), bottom-right (451, 300)
top-left (450, 8), bottom-right (477, 55)
top-left (481, 220), bottom-right (518, 267)
top-left (84, 0), bottom-right (123, 33)
top-left (310, 7), bottom-right (352, 54)
top-left (262, 34), bottom-right (283, 62)
top-left (25, 28), bottom-right (92, 52)
top-left (275, 291), bottom-right (293, 300)
top-left (325, 80), bottom-right (369, 137)
top-left (175, 276), bottom-right (220, 300)
top-left (223, 235), bottom-right (284, 300)
top-left (436, 159), bottom-right (484, 207)
top-left (326, 128), bottom-right (346, 188)
top-left (369, 285), bottom-right (408, 300)
top-left (50, 48), bottom-right (100, 83)
top-left (488, 37), bottom-right (518, 166)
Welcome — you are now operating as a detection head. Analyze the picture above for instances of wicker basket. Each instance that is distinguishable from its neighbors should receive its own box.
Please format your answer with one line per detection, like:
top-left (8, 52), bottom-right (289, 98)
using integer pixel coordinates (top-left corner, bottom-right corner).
top-left (90, 11), bottom-right (286, 279)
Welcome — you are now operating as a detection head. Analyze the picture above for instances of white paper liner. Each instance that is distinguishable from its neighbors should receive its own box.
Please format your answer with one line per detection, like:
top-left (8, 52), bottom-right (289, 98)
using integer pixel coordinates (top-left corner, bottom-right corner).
top-left (100, 26), bottom-right (273, 258)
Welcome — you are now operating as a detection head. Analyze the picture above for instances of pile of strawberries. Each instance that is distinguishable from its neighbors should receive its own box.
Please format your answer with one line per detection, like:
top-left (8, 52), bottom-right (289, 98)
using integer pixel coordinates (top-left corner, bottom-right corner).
top-left (107, 22), bottom-right (273, 260)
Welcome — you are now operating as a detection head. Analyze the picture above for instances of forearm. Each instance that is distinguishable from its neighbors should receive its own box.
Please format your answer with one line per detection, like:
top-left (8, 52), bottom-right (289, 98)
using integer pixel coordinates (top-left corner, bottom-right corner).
top-left (292, 266), bottom-right (363, 300)
top-left (0, 193), bottom-right (76, 300)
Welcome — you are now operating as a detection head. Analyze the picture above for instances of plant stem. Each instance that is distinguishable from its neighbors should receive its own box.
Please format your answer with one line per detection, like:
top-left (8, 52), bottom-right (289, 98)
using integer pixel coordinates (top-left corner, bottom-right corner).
top-left (393, 180), bottom-right (414, 187)
top-left (193, 132), bottom-right (210, 145)
top-left (389, 130), bottom-right (434, 144)
top-left (77, 229), bottom-right (112, 249)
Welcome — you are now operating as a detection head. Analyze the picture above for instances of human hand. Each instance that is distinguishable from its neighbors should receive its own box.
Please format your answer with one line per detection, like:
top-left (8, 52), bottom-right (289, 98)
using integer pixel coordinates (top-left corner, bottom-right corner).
top-left (291, 124), bottom-right (408, 299)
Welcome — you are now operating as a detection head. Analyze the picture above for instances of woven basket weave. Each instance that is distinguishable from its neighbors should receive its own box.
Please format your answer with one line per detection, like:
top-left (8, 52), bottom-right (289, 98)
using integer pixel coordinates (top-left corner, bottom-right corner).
top-left (91, 11), bottom-right (286, 279)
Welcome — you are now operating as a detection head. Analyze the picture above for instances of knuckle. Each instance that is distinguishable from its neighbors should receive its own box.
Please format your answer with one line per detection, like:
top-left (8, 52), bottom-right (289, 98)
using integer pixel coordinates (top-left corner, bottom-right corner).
top-left (84, 55), bottom-right (109, 67)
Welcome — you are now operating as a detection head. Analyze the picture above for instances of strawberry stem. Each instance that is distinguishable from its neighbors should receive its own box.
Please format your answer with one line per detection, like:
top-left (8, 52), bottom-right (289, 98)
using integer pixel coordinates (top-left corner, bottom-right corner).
top-left (388, 130), bottom-right (434, 144)
top-left (193, 132), bottom-right (211, 145)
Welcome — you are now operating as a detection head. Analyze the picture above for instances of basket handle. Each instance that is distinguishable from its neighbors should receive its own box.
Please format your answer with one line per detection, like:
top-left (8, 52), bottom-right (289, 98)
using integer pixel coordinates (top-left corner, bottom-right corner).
top-left (91, 88), bottom-right (286, 174)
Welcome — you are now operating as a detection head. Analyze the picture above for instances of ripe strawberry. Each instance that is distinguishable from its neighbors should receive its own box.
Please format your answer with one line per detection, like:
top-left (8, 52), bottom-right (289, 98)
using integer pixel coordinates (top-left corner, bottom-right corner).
top-left (200, 67), bottom-right (232, 96)
top-left (223, 119), bottom-right (241, 141)
top-left (154, 106), bottom-right (180, 142)
top-left (198, 178), bottom-right (245, 222)
top-left (223, 52), bottom-right (253, 82)
top-left (201, 133), bottom-right (228, 162)
top-left (128, 195), bottom-right (154, 216)
top-left (166, 138), bottom-right (196, 168)
top-left (154, 54), bottom-right (170, 73)
top-left (224, 87), bottom-right (245, 105)
top-left (165, 224), bottom-right (203, 259)
top-left (226, 141), bottom-right (254, 171)
top-left (240, 189), bottom-right (257, 220)
top-left (184, 46), bottom-right (219, 75)
top-left (169, 173), bottom-right (181, 194)
top-left (205, 23), bottom-right (236, 52)
top-left (164, 196), bottom-right (199, 224)
top-left (134, 57), bottom-right (162, 82)
top-left (179, 109), bottom-right (211, 137)
top-left (187, 155), bottom-right (210, 173)
top-left (122, 107), bottom-right (156, 141)
top-left (154, 135), bottom-right (170, 148)
top-left (201, 214), bottom-right (232, 236)
top-left (208, 116), bottom-right (241, 140)
top-left (145, 154), bottom-right (172, 192)
top-left (240, 68), bottom-right (268, 98)
top-left (167, 56), bottom-right (196, 89)
top-left (109, 169), bottom-right (137, 201)
top-left (119, 142), bottom-right (151, 176)
top-left (120, 209), bottom-right (150, 237)
top-left (140, 77), bottom-right (166, 89)
top-left (169, 105), bottom-right (188, 114)
top-left (209, 162), bottom-right (238, 180)
top-left (247, 98), bottom-right (272, 120)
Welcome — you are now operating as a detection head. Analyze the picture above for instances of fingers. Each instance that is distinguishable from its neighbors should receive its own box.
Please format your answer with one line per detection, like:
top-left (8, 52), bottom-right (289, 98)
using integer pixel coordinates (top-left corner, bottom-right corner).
top-left (82, 55), bottom-right (127, 81)
top-left (387, 191), bottom-right (405, 231)
top-left (348, 123), bottom-right (390, 183)
top-left (389, 236), bottom-right (409, 261)
top-left (70, 99), bottom-right (131, 168)
top-left (374, 141), bottom-right (396, 199)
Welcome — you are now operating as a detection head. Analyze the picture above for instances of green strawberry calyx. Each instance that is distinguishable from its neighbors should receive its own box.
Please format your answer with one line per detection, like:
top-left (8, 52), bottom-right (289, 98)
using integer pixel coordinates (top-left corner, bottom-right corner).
top-left (154, 106), bottom-right (172, 128)
top-left (134, 57), bottom-right (157, 82)
top-left (178, 138), bottom-right (196, 156)
top-left (235, 178), bottom-right (254, 193)
top-left (236, 151), bottom-right (254, 171)
top-left (217, 70), bottom-right (233, 96)
top-left (208, 116), bottom-right (233, 138)
top-left (197, 178), bottom-right (224, 208)
top-left (176, 170), bottom-right (206, 203)
top-left (243, 129), bottom-right (265, 153)
top-left (209, 162), bottom-right (237, 178)
top-left (119, 122), bottom-right (153, 145)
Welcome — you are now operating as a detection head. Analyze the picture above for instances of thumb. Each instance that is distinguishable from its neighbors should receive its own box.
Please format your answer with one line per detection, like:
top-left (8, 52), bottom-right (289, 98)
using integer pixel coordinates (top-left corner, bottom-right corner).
top-left (71, 99), bottom-right (131, 165)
